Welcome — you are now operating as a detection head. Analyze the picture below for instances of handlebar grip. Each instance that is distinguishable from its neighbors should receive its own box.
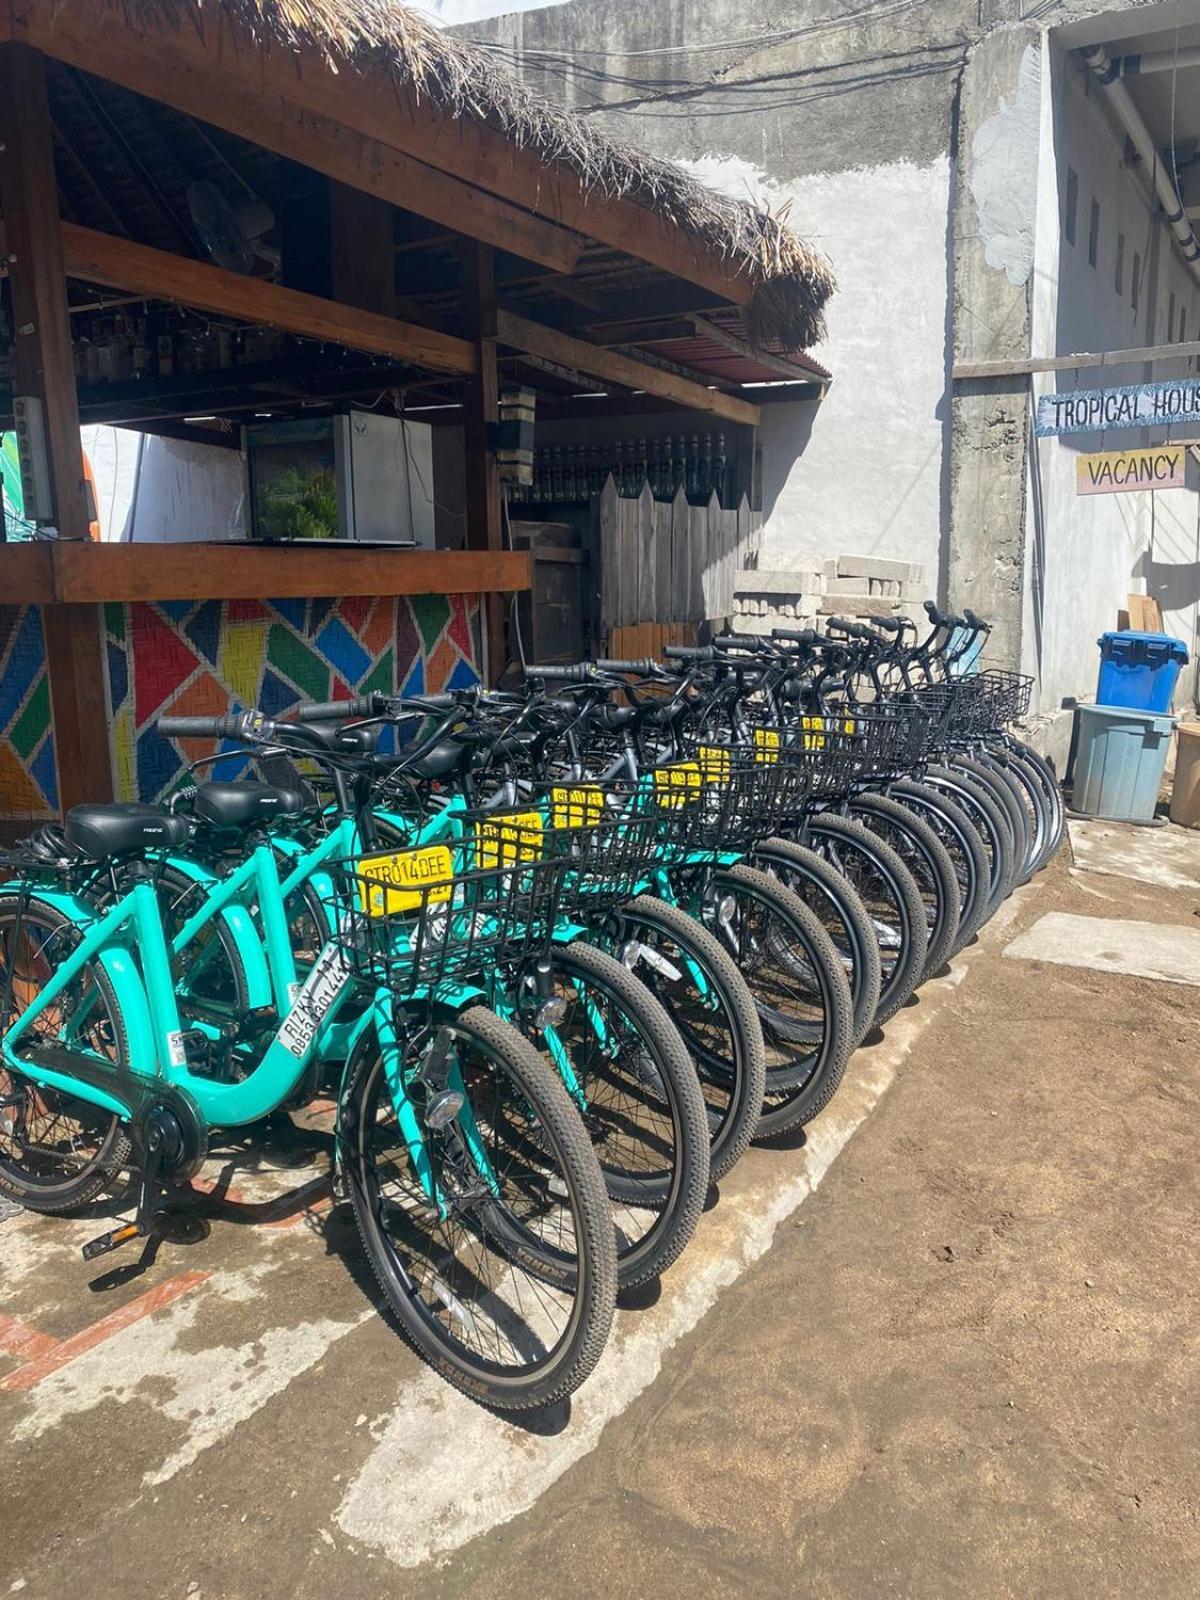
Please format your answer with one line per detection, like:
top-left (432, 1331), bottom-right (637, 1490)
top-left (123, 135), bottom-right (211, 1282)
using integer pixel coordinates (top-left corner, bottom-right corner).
top-left (711, 635), bottom-right (766, 653)
top-left (771, 628), bottom-right (818, 645)
top-left (526, 664), bottom-right (593, 683)
top-left (962, 608), bottom-right (992, 633)
top-left (871, 616), bottom-right (905, 634)
top-left (595, 659), bottom-right (658, 674)
top-left (296, 694), bottom-right (381, 723)
top-left (157, 713), bottom-right (248, 740)
top-left (663, 645), bottom-right (713, 662)
top-left (407, 692), bottom-right (458, 710)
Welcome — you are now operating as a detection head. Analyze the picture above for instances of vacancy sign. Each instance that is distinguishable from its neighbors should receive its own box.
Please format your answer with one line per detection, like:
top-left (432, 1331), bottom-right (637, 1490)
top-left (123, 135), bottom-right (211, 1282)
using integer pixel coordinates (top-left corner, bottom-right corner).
top-left (1076, 445), bottom-right (1187, 496)
top-left (1036, 379), bottom-right (1200, 437)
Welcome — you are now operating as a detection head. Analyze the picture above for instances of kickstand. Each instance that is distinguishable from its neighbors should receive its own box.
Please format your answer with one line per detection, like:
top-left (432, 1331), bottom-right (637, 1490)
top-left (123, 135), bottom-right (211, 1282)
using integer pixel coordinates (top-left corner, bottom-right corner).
top-left (82, 1107), bottom-right (181, 1262)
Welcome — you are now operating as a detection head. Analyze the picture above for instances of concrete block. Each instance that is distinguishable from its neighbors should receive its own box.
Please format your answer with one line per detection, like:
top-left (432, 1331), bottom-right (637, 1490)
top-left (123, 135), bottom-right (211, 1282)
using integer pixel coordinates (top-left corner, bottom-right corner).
top-left (823, 575), bottom-right (871, 595)
top-left (837, 555), bottom-right (921, 583)
top-left (735, 568), bottom-right (822, 597)
top-left (818, 593), bottom-right (903, 618)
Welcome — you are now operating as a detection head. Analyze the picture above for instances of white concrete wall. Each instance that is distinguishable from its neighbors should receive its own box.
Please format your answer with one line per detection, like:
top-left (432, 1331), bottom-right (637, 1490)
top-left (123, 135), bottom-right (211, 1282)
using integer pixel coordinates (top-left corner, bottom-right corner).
top-left (678, 153), bottom-right (949, 590)
top-left (84, 425), bottom-right (245, 542)
top-left (1026, 40), bottom-right (1199, 714)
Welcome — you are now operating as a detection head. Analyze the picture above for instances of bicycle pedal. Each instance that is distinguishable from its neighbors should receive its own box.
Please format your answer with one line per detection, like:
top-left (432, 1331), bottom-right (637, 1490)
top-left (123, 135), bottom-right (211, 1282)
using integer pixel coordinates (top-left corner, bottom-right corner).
top-left (81, 1221), bottom-right (142, 1262)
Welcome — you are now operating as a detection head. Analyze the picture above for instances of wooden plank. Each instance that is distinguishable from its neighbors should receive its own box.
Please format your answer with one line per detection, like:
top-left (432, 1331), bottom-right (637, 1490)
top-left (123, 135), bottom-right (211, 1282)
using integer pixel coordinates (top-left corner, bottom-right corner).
top-left (0, 544), bottom-right (55, 603)
top-left (496, 311), bottom-right (761, 428)
top-left (669, 487), bottom-right (689, 624)
top-left (654, 495), bottom-right (672, 626)
top-left (638, 482), bottom-right (656, 624)
top-left (690, 501), bottom-right (709, 622)
top-left (7, 4), bottom-right (582, 277)
top-left (58, 223), bottom-right (475, 377)
top-left (0, 46), bottom-right (89, 537)
top-left (330, 183), bottom-right (395, 316)
top-left (597, 475), bottom-right (620, 634)
top-left (43, 603), bottom-right (113, 808)
top-left (10, 0), bottom-right (753, 307)
top-left (48, 544), bottom-right (530, 604)
top-left (459, 243), bottom-right (505, 682)
top-left (955, 338), bottom-right (1200, 381)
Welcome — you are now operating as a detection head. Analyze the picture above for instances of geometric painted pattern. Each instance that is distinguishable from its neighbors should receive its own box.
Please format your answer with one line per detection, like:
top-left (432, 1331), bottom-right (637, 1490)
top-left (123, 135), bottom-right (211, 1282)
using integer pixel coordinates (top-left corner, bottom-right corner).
top-left (104, 592), bottom-right (482, 804)
top-left (0, 604), bottom-right (58, 821)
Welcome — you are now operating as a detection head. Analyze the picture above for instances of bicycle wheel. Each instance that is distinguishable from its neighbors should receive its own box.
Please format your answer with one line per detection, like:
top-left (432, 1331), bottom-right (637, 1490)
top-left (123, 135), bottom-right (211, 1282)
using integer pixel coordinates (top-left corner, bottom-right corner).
top-left (1003, 738), bottom-right (1065, 869)
top-left (529, 941), bottom-right (710, 1289)
top-left (801, 815), bottom-right (928, 1027)
top-left (675, 863), bottom-right (853, 1137)
top-left (999, 747), bottom-right (1058, 877)
top-left (0, 895), bottom-right (132, 1214)
top-left (610, 895), bottom-right (766, 1184)
top-left (924, 766), bottom-right (1015, 920)
top-left (951, 753), bottom-right (1032, 885)
top-left (749, 837), bottom-right (882, 1051)
top-left (106, 861), bottom-right (252, 1017)
top-left (891, 779), bottom-right (990, 957)
top-left (848, 793), bottom-right (961, 982)
top-left (341, 1005), bottom-right (617, 1411)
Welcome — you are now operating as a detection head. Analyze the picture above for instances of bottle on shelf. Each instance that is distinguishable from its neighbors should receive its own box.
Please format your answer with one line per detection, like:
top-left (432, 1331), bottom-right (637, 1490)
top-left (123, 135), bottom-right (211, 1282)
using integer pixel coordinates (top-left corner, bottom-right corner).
top-left (714, 434), bottom-right (728, 507)
top-left (699, 432), bottom-right (713, 502)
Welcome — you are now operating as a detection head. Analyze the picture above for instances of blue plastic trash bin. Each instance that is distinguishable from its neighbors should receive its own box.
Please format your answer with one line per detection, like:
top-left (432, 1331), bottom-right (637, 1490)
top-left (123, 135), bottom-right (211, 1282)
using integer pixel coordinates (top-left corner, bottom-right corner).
top-left (1072, 703), bottom-right (1175, 823)
top-left (1096, 630), bottom-right (1189, 712)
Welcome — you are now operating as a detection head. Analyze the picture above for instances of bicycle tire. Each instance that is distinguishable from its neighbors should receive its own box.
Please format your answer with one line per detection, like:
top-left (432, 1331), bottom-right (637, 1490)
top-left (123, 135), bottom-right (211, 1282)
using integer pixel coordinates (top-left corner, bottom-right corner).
top-left (612, 895), bottom-right (766, 1184)
top-left (924, 765), bottom-right (1015, 919)
top-left (952, 753), bottom-right (1032, 885)
top-left (705, 864), bottom-right (853, 1135)
top-left (891, 779), bottom-right (990, 956)
top-left (535, 941), bottom-right (710, 1289)
top-left (0, 894), bottom-right (132, 1214)
top-left (848, 793), bottom-right (961, 982)
top-left (341, 1005), bottom-right (617, 1412)
top-left (800, 814), bottom-right (928, 1027)
top-left (749, 836), bottom-right (882, 1051)
top-left (1004, 738), bottom-right (1065, 868)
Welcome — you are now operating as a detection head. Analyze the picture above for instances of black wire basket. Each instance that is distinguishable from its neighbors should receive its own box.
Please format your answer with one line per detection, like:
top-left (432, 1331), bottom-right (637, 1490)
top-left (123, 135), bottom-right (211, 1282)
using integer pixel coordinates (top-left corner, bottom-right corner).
top-left (334, 814), bottom-right (566, 995)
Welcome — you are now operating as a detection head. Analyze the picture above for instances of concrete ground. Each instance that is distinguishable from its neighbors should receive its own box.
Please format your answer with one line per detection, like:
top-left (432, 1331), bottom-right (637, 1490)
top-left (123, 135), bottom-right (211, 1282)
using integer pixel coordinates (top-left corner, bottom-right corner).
top-left (2, 822), bottom-right (1199, 1599)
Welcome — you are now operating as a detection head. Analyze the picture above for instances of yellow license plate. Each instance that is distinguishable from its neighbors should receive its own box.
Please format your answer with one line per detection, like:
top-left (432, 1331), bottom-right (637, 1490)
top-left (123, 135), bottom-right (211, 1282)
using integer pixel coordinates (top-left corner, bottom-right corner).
top-left (550, 785), bottom-right (605, 830)
top-left (654, 761), bottom-right (702, 807)
top-left (696, 745), bottom-right (732, 784)
top-left (475, 810), bottom-right (544, 868)
top-left (358, 845), bottom-right (454, 917)
top-left (754, 728), bottom-right (780, 765)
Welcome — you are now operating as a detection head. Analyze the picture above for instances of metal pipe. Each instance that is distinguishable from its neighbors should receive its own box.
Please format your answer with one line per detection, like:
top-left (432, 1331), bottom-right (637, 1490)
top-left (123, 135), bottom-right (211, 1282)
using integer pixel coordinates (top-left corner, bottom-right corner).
top-left (1098, 43), bottom-right (1200, 79)
top-left (1081, 43), bottom-right (1200, 289)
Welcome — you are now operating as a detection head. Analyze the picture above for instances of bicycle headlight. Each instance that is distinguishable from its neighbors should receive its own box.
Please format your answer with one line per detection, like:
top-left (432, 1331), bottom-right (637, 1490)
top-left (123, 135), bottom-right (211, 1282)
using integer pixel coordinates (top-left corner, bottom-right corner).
top-left (716, 894), bottom-right (737, 924)
top-left (424, 1088), bottom-right (465, 1129)
top-left (534, 996), bottom-right (568, 1031)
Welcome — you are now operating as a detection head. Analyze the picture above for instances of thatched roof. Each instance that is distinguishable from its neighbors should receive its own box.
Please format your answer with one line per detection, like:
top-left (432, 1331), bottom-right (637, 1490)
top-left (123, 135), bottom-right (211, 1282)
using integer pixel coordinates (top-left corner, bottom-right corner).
top-left (124, 0), bottom-right (835, 349)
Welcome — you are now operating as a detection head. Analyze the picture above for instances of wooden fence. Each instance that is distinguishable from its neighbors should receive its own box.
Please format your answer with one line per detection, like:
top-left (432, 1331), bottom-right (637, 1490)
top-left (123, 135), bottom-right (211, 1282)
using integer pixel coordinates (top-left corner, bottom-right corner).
top-left (596, 477), bottom-right (762, 642)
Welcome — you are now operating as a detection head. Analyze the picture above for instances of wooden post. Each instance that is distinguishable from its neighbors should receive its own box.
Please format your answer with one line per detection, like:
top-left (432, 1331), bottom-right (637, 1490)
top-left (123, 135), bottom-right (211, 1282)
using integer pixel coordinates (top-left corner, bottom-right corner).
top-left (459, 241), bottom-right (505, 682)
top-left (0, 43), bottom-right (112, 808)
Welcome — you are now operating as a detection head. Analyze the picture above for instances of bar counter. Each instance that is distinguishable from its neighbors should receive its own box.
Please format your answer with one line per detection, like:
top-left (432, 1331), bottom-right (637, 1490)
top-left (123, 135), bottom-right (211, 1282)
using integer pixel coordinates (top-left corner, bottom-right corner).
top-left (0, 541), bottom-right (530, 823)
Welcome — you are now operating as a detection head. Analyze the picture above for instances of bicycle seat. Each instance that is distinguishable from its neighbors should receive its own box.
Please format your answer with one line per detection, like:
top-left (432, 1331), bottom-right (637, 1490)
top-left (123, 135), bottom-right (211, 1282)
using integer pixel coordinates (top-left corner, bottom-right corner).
top-left (404, 738), bottom-right (471, 781)
top-left (302, 721), bottom-right (382, 753)
top-left (193, 782), bottom-right (309, 830)
top-left (66, 803), bottom-right (190, 860)
top-left (596, 705), bottom-right (636, 731)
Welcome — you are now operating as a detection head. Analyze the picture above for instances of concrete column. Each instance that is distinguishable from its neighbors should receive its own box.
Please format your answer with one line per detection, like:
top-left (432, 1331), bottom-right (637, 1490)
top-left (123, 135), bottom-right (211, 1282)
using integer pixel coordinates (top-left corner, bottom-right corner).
top-left (947, 25), bottom-right (1044, 670)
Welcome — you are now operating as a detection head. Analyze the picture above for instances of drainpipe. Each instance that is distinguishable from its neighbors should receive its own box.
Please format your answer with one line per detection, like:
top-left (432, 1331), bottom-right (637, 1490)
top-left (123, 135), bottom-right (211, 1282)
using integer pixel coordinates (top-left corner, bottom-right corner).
top-left (1081, 43), bottom-right (1200, 290)
top-left (1099, 44), bottom-right (1200, 79)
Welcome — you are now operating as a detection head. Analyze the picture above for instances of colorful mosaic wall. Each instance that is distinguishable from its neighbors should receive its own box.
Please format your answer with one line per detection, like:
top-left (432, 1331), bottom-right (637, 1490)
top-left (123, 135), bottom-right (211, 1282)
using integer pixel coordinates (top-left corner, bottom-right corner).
top-left (0, 605), bottom-right (58, 822)
top-left (105, 593), bottom-right (481, 804)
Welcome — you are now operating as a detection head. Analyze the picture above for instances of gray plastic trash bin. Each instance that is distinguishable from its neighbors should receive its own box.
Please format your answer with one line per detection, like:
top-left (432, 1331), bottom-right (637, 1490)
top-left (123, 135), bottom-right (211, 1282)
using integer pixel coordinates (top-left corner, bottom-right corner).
top-left (1072, 703), bottom-right (1175, 823)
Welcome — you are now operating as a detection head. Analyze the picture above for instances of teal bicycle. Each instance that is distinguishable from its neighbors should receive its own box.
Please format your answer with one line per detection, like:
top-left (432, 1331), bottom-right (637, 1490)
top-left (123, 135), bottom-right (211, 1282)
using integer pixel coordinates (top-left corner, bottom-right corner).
top-left (0, 709), bottom-right (618, 1412)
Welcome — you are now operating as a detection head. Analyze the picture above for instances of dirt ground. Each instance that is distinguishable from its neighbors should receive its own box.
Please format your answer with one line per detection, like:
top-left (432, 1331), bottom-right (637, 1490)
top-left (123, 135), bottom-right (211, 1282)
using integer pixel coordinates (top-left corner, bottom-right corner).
top-left (2, 841), bottom-right (1199, 1599)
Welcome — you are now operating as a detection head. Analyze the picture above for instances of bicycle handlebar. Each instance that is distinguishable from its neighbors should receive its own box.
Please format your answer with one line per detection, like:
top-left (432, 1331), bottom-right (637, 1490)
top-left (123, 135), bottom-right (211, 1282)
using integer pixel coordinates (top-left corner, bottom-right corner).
top-left (663, 645), bottom-right (713, 662)
top-left (771, 628), bottom-right (819, 646)
top-left (158, 711), bottom-right (262, 741)
top-left (594, 659), bottom-right (659, 675)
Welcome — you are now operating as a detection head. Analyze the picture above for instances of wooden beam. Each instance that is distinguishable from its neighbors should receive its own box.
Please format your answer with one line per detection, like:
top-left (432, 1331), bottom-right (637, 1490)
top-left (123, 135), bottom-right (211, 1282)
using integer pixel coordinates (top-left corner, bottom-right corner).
top-left (0, 43), bottom-right (112, 810)
top-left (9, 3), bottom-right (583, 278)
top-left (496, 310), bottom-right (762, 426)
top-left (0, 544), bottom-right (531, 605)
top-left (954, 337), bottom-right (1200, 380)
top-left (58, 223), bottom-right (477, 376)
top-left (690, 316), bottom-right (827, 384)
top-left (10, 0), bottom-right (750, 307)
top-left (330, 182), bottom-right (395, 317)
top-left (0, 47), bottom-right (89, 537)
top-left (460, 243), bottom-right (506, 683)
